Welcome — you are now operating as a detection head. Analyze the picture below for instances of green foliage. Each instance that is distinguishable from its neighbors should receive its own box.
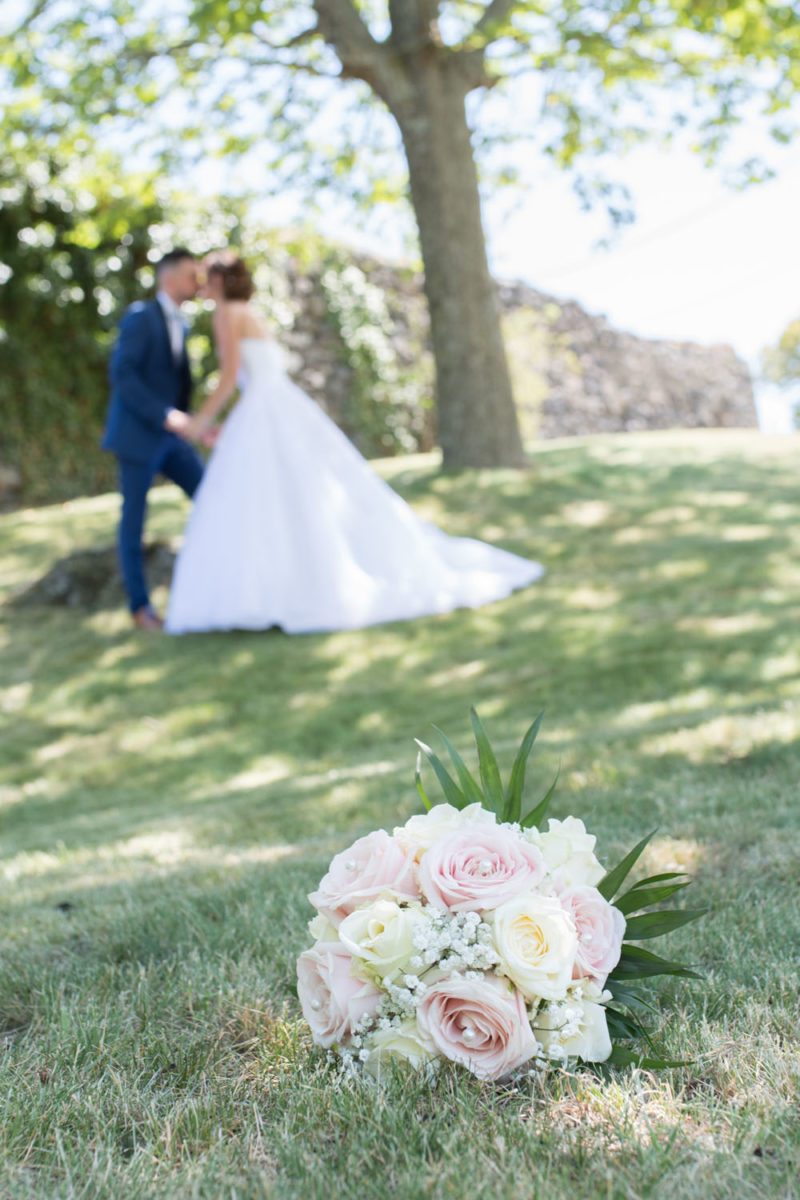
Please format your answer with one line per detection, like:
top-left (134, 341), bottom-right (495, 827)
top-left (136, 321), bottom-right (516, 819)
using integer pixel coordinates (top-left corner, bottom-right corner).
top-left (6, 1), bottom-right (800, 223)
top-left (0, 147), bottom-right (163, 500)
top-left (319, 249), bottom-right (432, 457)
top-left (761, 315), bottom-right (800, 387)
top-left (416, 708), bottom-right (554, 826)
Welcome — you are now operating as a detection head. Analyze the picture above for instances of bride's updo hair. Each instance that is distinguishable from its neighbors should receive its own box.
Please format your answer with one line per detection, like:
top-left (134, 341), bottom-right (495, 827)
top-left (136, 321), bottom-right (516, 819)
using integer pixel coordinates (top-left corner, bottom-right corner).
top-left (205, 251), bottom-right (254, 301)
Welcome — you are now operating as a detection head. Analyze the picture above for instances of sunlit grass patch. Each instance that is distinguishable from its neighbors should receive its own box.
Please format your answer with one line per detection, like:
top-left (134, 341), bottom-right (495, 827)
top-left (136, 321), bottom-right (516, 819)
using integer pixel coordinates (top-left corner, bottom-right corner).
top-left (1, 430), bottom-right (799, 1198)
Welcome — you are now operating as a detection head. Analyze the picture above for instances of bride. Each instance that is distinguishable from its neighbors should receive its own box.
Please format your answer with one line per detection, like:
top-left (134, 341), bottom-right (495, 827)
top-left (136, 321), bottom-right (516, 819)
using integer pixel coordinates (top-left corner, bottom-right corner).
top-left (165, 253), bottom-right (544, 635)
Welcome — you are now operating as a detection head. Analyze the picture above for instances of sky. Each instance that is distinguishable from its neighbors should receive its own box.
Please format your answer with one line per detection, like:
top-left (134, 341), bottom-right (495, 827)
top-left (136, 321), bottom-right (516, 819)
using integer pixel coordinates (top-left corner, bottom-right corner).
top-left (248, 115), bottom-right (800, 392)
top-left (485, 139), bottom-right (800, 376)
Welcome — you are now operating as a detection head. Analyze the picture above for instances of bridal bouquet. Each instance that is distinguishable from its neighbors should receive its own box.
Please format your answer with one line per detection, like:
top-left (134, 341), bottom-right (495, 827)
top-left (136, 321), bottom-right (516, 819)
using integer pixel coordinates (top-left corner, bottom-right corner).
top-left (297, 711), bottom-right (704, 1081)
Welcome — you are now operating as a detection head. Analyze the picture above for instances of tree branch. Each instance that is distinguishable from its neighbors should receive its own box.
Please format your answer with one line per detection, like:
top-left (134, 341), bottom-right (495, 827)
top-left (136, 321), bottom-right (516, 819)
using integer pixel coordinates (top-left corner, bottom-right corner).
top-left (312, 0), bottom-right (399, 99)
top-left (388, 0), bottom-right (442, 53)
top-left (471, 0), bottom-right (525, 45)
top-left (312, 0), bottom-right (380, 63)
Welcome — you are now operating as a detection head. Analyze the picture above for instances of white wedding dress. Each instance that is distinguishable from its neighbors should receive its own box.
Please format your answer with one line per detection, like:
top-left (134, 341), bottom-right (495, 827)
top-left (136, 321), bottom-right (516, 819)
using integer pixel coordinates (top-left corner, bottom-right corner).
top-left (165, 338), bottom-right (544, 634)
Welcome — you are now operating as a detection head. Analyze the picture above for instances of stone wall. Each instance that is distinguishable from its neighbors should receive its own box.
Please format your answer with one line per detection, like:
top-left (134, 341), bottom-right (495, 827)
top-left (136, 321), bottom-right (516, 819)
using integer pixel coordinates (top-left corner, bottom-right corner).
top-left (497, 279), bottom-right (756, 439)
top-left (279, 253), bottom-right (756, 443)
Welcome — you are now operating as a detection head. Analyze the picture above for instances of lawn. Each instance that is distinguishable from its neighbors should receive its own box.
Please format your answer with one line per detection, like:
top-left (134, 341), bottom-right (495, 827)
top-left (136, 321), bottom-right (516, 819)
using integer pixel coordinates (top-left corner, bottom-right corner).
top-left (1, 430), bottom-right (799, 1199)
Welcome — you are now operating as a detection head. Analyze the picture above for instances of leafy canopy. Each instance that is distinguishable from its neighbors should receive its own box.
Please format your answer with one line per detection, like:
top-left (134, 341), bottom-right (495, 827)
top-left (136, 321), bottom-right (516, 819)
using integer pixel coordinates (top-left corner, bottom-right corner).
top-left (5, 0), bottom-right (800, 219)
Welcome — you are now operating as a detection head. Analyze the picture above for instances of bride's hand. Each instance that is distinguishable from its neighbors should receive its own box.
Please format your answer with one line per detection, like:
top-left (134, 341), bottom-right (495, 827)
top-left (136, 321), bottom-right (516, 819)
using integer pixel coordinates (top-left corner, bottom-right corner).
top-left (185, 413), bottom-right (212, 442)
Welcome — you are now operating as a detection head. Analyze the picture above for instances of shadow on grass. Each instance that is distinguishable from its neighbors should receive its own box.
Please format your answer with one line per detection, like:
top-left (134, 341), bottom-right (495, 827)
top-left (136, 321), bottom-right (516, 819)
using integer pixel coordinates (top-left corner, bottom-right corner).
top-left (2, 432), bottom-right (800, 870)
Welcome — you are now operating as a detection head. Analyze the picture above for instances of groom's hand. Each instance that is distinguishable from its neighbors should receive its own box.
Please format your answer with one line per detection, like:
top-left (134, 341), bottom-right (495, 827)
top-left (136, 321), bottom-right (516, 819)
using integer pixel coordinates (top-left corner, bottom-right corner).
top-left (164, 408), bottom-right (193, 438)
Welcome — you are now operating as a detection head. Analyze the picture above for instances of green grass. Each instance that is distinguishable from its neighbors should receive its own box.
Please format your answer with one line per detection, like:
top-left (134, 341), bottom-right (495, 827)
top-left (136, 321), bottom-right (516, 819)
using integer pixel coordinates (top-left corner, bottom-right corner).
top-left (1, 429), bottom-right (799, 1199)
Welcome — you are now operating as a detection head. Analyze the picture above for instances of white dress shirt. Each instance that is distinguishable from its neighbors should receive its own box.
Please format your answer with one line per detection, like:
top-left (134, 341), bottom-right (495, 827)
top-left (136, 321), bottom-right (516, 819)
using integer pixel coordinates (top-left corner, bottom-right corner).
top-left (156, 290), bottom-right (186, 362)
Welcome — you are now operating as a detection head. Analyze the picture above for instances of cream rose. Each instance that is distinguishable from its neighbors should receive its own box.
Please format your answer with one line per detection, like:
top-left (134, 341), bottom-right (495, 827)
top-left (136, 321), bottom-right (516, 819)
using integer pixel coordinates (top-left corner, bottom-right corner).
top-left (536, 982), bottom-right (612, 1062)
top-left (308, 912), bottom-right (339, 942)
top-left (338, 900), bottom-right (423, 977)
top-left (535, 817), bottom-right (605, 887)
top-left (364, 1020), bottom-right (436, 1076)
top-left (416, 973), bottom-right (539, 1081)
top-left (395, 803), bottom-right (497, 861)
top-left (491, 893), bottom-right (578, 1001)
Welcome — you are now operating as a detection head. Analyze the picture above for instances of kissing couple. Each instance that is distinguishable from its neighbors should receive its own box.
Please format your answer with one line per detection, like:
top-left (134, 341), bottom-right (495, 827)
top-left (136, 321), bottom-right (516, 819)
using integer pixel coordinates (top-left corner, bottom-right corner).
top-left (103, 247), bottom-right (544, 636)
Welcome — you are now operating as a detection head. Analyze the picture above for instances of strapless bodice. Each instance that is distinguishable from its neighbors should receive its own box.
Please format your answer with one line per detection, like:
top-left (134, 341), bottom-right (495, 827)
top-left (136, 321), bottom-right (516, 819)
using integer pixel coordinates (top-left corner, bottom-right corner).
top-left (239, 337), bottom-right (285, 385)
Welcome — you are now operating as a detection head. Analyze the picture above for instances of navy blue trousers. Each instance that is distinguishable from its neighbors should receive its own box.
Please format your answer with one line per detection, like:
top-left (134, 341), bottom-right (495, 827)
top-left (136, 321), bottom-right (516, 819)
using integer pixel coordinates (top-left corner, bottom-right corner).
top-left (117, 436), bottom-right (204, 613)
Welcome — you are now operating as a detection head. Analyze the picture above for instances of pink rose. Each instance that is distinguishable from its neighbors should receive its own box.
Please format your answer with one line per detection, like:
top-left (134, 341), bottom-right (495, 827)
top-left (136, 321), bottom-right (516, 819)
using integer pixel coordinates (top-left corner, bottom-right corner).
top-left (308, 830), bottom-right (420, 926)
top-left (418, 824), bottom-right (545, 913)
top-left (297, 942), bottom-right (381, 1048)
top-left (557, 885), bottom-right (626, 985)
top-left (417, 974), bottom-right (539, 1081)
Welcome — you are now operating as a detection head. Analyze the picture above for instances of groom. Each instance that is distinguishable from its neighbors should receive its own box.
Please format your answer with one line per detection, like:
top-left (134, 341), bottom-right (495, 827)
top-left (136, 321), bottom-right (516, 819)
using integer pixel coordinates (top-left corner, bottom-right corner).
top-left (103, 248), bottom-right (204, 630)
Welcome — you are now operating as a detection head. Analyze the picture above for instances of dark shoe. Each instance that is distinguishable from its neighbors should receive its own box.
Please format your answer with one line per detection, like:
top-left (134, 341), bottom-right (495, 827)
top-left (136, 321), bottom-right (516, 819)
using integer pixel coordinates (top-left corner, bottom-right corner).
top-left (132, 606), bottom-right (164, 631)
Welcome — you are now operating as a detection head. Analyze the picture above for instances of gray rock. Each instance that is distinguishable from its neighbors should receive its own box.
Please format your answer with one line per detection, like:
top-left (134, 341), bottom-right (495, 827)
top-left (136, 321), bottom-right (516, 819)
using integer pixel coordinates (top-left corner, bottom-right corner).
top-left (11, 542), bottom-right (176, 611)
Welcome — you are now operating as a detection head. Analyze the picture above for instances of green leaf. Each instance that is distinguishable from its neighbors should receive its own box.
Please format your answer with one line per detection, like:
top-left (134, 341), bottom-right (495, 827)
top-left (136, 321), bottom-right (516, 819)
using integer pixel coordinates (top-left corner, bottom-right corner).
top-left (504, 710), bottom-right (544, 823)
top-left (597, 830), bottom-right (656, 901)
top-left (604, 979), bottom-right (658, 1015)
top-left (414, 739), bottom-right (466, 810)
top-left (520, 766), bottom-right (560, 830)
top-left (614, 876), bottom-right (691, 915)
top-left (603, 1045), bottom-right (690, 1070)
top-left (611, 944), bottom-right (701, 981)
top-left (605, 1007), bottom-right (645, 1042)
top-left (431, 725), bottom-right (485, 808)
top-left (623, 907), bottom-right (708, 940)
top-left (469, 708), bottom-right (504, 815)
top-left (415, 750), bottom-right (432, 811)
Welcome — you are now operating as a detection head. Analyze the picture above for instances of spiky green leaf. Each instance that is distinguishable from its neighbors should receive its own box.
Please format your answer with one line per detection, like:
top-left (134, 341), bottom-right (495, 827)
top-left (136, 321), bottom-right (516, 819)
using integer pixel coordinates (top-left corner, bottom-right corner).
top-left (469, 708), bottom-right (504, 815)
top-left (415, 750), bottom-right (432, 811)
top-left (605, 1008), bottom-right (646, 1042)
top-left (604, 979), bottom-right (659, 1015)
top-left (414, 739), bottom-right (466, 809)
top-left (623, 907), bottom-right (708, 940)
top-left (614, 875), bottom-right (691, 915)
top-left (597, 830), bottom-right (657, 901)
top-left (431, 725), bottom-right (485, 808)
top-left (603, 1045), bottom-right (690, 1070)
top-left (504, 711), bottom-right (544, 823)
top-left (520, 767), bottom-right (560, 830)
top-left (611, 944), bottom-right (701, 981)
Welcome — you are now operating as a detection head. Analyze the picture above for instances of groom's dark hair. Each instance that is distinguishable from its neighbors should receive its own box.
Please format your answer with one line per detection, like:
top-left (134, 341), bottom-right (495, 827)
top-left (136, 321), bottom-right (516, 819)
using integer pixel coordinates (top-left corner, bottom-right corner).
top-left (156, 248), bottom-right (195, 276)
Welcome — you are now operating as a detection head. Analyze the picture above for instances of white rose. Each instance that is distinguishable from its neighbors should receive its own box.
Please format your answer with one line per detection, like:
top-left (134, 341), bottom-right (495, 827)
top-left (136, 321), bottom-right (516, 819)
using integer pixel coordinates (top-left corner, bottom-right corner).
top-left (308, 913), bottom-right (339, 942)
top-left (338, 900), bottom-right (423, 976)
top-left (364, 1020), bottom-right (436, 1076)
top-left (395, 802), bottom-right (496, 860)
top-left (536, 982), bottom-right (612, 1062)
top-left (538, 817), bottom-right (604, 887)
top-left (491, 893), bottom-right (578, 1001)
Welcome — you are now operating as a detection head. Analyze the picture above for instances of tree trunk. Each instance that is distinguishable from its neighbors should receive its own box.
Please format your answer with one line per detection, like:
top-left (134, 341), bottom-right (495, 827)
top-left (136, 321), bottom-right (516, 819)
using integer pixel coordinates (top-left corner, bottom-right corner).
top-left (391, 59), bottom-right (526, 468)
top-left (313, 0), bottom-right (526, 468)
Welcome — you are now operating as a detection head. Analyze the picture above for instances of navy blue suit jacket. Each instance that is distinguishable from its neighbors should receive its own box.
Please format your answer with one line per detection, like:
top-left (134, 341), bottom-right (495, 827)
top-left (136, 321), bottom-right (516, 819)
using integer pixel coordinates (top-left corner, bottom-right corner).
top-left (103, 299), bottom-right (193, 462)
